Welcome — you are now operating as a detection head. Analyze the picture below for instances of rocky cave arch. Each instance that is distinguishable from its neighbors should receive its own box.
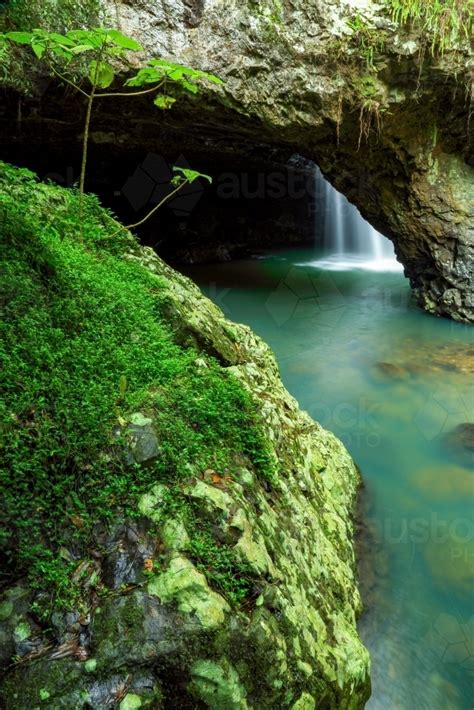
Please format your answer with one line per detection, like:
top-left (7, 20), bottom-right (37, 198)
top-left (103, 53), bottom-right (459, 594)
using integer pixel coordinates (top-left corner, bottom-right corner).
top-left (1, 0), bottom-right (472, 321)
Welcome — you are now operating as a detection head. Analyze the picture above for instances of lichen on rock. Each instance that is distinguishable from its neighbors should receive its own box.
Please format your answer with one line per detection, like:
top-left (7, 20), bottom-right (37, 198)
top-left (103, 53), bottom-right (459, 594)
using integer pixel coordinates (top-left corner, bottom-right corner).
top-left (0, 164), bottom-right (370, 707)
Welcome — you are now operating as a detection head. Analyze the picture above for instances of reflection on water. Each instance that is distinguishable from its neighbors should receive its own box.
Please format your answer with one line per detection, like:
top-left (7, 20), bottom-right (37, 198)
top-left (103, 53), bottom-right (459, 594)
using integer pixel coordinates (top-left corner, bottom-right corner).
top-left (184, 248), bottom-right (474, 710)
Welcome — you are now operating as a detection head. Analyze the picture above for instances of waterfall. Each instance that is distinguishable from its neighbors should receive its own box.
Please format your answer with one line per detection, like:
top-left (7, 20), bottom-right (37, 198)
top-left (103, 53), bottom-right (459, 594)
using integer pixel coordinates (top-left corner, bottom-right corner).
top-left (312, 166), bottom-right (402, 271)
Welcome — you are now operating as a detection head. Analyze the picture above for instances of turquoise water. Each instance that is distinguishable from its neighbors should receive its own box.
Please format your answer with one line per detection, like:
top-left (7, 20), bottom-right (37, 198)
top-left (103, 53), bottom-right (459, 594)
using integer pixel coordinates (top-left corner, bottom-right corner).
top-left (184, 248), bottom-right (474, 709)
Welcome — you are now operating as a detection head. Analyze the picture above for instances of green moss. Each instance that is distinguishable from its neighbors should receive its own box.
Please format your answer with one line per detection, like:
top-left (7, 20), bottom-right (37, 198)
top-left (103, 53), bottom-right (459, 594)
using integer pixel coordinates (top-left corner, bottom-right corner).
top-left (83, 659), bottom-right (97, 673)
top-left (0, 601), bottom-right (13, 621)
top-left (248, 0), bottom-right (284, 41)
top-left (188, 525), bottom-right (258, 607)
top-left (138, 481), bottom-right (260, 606)
top-left (120, 694), bottom-right (142, 710)
top-left (0, 161), bottom-right (275, 618)
top-left (1, 0), bottom-right (102, 33)
top-left (292, 692), bottom-right (316, 710)
top-left (345, 13), bottom-right (387, 71)
top-left (13, 621), bottom-right (30, 642)
top-left (353, 74), bottom-right (387, 101)
top-left (189, 658), bottom-right (248, 709)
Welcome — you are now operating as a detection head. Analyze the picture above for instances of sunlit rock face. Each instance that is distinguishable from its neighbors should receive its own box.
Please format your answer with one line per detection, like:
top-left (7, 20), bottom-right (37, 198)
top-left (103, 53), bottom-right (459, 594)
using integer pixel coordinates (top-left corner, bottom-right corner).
top-left (104, 0), bottom-right (473, 322)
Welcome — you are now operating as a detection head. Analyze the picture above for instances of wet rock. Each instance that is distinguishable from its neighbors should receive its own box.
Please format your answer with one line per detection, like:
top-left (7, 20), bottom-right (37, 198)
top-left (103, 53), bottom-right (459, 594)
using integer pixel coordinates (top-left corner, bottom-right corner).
top-left (12, 619), bottom-right (43, 658)
top-left (50, 611), bottom-right (82, 645)
top-left (413, 464), bottom-right (474, 499)
top-left (374, 362), bottom-right (410, 380)
top-left (92, 590), bottom-right (185, 667)
top-left (423, 534), bottom-right (474, 599)
top-left (97, 520), bottom-right (157, 590)
top-left (148, 555), bottom-right (230, 630)
top-left (0, 658), bottom-right (160, 710)
top-left (390, 342), bottom-right (474, 376)
top-left (116, 413), bottom-right (162, 466)
top-left (0, 586), bottom-right (39, 666)
top-left (442, 423), bottom-right (474, 468)
top-left (189, 658), bottom-right (247, 709)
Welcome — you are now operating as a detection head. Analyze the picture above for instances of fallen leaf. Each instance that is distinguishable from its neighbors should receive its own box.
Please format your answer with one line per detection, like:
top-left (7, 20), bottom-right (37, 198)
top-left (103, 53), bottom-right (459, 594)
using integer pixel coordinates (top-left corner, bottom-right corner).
top-left (211, 473), bottom-right (232, 487)
top-left (143, 558), bottom-right (154, 573)
top-left (58, 546), bottom-right (73, 562)
top-left (69, 515), bottom-right (85, 529)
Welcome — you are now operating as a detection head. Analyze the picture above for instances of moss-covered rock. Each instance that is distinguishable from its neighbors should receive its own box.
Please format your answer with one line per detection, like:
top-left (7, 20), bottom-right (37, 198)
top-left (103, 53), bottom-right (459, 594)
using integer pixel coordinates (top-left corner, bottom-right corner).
top-left (0, 164), bottom-right (370, 707)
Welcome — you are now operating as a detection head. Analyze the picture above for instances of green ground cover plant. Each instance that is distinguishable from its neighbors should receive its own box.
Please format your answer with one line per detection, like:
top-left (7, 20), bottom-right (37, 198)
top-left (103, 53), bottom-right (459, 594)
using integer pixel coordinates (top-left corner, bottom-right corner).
top-left (0, 161), bottom-right (275, 616)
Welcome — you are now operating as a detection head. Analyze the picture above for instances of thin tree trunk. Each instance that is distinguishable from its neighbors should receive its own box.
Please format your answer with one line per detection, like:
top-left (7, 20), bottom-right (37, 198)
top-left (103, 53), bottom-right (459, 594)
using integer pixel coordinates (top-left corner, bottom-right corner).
top-left (79, 85), bottom-right (96, 237)
top-left (108, 179), bottom-right (190, 238)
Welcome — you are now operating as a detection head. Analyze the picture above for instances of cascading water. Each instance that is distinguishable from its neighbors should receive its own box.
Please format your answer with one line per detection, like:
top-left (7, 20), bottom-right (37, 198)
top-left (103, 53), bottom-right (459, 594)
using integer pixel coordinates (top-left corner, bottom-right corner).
top-left (310, 166), bottom-right (402, 272)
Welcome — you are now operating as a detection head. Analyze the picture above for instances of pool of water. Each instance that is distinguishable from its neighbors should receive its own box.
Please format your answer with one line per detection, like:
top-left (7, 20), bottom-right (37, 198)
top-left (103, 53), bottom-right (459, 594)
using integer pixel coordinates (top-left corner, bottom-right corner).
top-left (183, 248), bottom-right (474, 710)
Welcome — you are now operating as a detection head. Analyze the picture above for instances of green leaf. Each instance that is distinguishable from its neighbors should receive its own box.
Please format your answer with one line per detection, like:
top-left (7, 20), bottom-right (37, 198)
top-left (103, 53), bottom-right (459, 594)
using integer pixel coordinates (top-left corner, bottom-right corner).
top-left (173, 166), bottom-right (212, 184)
top-left (106, 29), bottom-right (143, 51)
top-left (49, 46), bottom-right (74, 60)
top-left (5, 31), bottom-right (34, 44)
top-left (49, 33), bottom-right (76, 47)
top-left (31, 42), bottom-right (46, 59)
top-left (182, 79), bottom-right (199, 94)
top-left (199, 71), bottom-right (224, 85)
top-left (70, 44), bottom-right (96, 55)
top-left (147, 59), bottom-right (224, 86)
top-left (153, 95), bottom-right (176, 109)
top-left (67, 30), bottom-right (103, 48)
top-left (125, 67), bottom-right (161, 87)
top-left (88, 61), bottom-right (115, 89)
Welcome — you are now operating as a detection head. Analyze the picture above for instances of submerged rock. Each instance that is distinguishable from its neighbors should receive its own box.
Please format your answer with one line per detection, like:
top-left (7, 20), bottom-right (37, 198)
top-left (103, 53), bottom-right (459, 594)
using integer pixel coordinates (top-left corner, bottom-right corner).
top-left (442, 423), bottom-right (474, 468)
top-left (423, 534), bottom-right (474, 600)
top-left (413, 464), bottom-right (474, 500)
top-left (374, 362), bottom-right (410, 381)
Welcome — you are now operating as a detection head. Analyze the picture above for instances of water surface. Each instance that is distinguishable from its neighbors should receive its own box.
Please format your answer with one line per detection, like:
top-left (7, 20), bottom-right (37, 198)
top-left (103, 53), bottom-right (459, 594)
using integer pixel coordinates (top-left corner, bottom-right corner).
top-left (184, 248), bottom-right (474, 709)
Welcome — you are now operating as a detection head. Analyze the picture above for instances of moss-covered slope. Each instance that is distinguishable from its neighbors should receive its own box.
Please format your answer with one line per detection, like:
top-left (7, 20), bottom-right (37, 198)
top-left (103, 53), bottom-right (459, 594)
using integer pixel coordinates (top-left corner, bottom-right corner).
top-left (0, 164), bottom-right (370, 708)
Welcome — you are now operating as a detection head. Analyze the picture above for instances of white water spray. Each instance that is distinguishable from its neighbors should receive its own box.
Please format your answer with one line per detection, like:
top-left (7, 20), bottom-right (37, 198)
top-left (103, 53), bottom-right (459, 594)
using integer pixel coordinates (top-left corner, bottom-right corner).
top-left (309, 167), bottom-right (402, 272)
